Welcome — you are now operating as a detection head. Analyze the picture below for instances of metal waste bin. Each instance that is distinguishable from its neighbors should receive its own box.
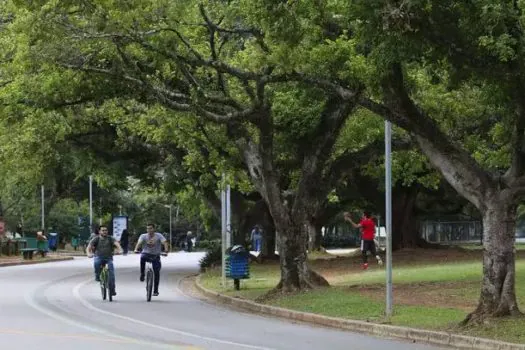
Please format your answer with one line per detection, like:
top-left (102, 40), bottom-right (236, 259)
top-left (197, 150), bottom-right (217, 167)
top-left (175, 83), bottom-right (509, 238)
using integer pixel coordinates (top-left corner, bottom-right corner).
top-left (226, 245), bottom-right (250, 290)
top-left (48, 232), bottom-right (58, 251)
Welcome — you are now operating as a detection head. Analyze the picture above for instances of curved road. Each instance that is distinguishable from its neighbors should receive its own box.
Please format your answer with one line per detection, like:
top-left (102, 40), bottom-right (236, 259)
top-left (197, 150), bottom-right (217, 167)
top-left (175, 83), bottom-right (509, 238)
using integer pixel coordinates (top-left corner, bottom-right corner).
top-left (0, 254), bottom-right (446, 350)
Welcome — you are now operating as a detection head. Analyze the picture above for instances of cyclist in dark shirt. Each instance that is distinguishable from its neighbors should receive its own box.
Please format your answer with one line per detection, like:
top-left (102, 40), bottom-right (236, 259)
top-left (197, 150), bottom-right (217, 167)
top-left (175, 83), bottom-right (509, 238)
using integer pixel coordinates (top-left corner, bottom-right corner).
top-left (87, 225), bottom-right (122, 296)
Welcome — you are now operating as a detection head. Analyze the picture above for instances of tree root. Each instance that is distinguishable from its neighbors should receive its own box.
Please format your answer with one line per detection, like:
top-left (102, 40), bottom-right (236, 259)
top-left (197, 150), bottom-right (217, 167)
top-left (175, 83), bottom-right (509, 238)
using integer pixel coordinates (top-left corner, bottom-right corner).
top-left (461, 307), bottom-right (524, 327)
top-left (257, 269), bottom-right (329, 302)
top-left (308, 269), bottom-right (330, 287)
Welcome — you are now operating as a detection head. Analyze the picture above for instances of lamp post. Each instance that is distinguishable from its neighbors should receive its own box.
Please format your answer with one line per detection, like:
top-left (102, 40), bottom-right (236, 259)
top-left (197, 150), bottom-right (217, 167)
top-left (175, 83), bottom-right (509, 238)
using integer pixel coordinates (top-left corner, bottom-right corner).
top-left (220, 173), bottom-right (232, 287)
top-left (164, 204), bottom-right (173, 252)
top-left (385, 120), bottom-right (393, 318)
top-left (41, 185), bottom-right (45, 230)
top-left (89, 175), bottom-right (93, 233)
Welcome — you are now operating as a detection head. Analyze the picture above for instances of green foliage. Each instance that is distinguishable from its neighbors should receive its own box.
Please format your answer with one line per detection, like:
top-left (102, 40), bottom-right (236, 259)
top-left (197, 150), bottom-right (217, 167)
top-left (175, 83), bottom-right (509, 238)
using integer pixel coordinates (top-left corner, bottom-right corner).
top-left (4, 1), bottom-right (523, 267)
top-left (47, 199), bottom-right (88, 239)
top-left (199, 241), bottom-right (222, 271)
top-left (196, 239), bottom-right (221, 251)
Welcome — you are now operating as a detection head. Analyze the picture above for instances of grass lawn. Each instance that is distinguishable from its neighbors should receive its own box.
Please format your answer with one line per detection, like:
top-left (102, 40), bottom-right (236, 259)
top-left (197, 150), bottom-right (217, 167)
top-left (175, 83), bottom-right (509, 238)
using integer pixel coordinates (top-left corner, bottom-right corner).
top-left (200, 249), bottom-right (525, 344)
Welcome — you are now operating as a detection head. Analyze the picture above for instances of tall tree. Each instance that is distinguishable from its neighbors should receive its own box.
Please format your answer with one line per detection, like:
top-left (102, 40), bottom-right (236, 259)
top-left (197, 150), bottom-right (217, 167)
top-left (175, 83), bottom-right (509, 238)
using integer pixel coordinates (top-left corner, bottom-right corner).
top-left (349, 0), bottom-right (525, 322)
top-left (2, 1), bottom-right (369, 291)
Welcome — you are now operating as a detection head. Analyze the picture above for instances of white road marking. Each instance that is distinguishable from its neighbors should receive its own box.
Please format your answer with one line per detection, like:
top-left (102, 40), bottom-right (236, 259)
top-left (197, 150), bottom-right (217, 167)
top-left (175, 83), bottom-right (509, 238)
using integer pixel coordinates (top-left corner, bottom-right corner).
top-left (24, 279), bottom-right (192, 349)
top-left (73, 279), bottom-right (276, 350)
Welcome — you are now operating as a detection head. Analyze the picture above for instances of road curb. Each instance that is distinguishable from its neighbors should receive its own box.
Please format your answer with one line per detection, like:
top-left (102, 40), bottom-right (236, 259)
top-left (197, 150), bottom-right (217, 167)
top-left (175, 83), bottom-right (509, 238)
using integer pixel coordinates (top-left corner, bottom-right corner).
top-left (0, 256), bottom-right (74, 267)
top-left (194, 276), bottom-right (525, 350)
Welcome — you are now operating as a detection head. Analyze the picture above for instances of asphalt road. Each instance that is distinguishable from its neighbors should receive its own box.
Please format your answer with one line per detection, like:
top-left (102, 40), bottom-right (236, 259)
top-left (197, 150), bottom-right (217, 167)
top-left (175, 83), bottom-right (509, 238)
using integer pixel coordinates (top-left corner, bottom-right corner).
top-left (0, 253), bottom-right (447, 350)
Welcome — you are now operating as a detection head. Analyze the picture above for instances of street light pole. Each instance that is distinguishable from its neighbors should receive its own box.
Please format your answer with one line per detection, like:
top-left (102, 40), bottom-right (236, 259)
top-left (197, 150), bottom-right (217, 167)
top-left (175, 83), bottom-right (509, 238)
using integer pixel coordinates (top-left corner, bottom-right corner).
top-left (89, 175), bottom-right (93, 233)
top-left (221, 174), bottom-right (227, 288)
top-left (226, 184), bottom-right (231, 248)
top-left (163, 204), bottom-right (174, 252)
top-left (385, 120), bottom-right (393, 318)
top-left (41, 185), bottom-right (45, 230)
top-left (169, 205), bottom-right (173, 252)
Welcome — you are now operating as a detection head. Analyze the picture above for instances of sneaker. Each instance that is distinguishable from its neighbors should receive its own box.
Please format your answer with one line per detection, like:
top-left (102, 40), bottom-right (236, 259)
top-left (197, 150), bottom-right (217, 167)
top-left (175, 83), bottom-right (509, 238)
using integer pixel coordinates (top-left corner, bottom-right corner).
top-left (111, 291), bottom-right (117, 296)
top-left (153, 291), bottom-right (159, 296)
top-left (376, 256), bottom-right (384, 266)
top-left (140, 275), bottom-right (145, 282)
top-left (362, 263), bottom-right (368, 270)
top-left (95, 277), bottom-right (100, 282)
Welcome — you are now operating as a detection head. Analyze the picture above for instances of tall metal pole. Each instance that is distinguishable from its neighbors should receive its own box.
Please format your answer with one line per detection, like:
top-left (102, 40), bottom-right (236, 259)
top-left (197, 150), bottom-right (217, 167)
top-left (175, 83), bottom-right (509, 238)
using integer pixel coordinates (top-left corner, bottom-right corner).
top-left (385, 121), bottom-right (393, 317)
top-left (41, 185), bottom-right (45, 230)
top-left (169, 205), bottom-right (173, 252)
top-left (89, 175), bottom-right (93, 233)
top-left (226, 184), bottom-right (231, 248)
top-left (221, 173), bottom-right (227, 288)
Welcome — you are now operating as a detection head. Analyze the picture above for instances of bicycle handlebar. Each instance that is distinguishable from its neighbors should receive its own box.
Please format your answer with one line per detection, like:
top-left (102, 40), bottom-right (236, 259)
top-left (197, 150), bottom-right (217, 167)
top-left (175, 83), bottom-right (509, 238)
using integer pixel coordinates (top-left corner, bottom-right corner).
top-left (134, 251), bottom-right (168, 257)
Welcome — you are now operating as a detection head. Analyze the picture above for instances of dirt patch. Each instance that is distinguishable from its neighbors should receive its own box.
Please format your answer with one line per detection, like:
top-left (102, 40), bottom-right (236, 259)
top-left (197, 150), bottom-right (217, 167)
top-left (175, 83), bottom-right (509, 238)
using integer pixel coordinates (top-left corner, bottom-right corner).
top-left (0, 256), bottom-right (20, 261)
top-left (311, 248), bottom-right (489, 278)
top-left (347, 280), bottom-right (480, 312)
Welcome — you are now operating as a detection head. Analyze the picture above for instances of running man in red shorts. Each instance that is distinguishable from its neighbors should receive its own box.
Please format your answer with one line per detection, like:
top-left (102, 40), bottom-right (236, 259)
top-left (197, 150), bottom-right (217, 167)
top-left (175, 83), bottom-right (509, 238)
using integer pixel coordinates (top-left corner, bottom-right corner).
top-left (344, 211), bottom-right (383, 269)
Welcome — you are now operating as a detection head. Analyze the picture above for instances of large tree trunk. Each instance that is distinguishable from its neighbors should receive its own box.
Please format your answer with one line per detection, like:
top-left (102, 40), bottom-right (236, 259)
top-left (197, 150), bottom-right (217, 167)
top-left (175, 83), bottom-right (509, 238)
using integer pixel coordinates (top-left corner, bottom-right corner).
top-left (307, 219), bottom-right (323, 252)
top-left (361, 62), bottom-right (525, 323)
top-left (275, 222), bottom-right (329, 292)
top-left (392, 186), bottom-right (419, 249)
top-left (261, 225), bottom-right (276, 258)
top-left (230, 97), bottom-right (356, 293)
top-left (463, 200), bottom-right (522, 323)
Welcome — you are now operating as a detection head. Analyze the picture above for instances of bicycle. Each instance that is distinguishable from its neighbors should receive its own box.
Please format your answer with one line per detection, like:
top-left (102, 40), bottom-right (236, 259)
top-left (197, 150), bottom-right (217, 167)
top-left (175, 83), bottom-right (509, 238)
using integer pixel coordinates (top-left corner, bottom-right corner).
top-left (88, 256), bottom-right (115, 302)
top-left (135, 251), bottom-right (167, 302)
top-left (99, 262), bottom-right (113, 302)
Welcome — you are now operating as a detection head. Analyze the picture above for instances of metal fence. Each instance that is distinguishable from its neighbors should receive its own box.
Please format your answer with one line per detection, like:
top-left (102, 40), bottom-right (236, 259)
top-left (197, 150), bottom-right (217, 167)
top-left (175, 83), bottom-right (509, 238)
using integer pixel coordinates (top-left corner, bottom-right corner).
top-left (421, 219), bottom-right (525, 244)
top-left (420, 221), bottom-right (483, 244)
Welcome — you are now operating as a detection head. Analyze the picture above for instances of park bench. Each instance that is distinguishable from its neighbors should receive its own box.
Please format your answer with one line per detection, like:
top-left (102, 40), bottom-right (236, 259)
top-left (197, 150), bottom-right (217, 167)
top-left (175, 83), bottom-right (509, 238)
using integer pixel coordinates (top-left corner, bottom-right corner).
top-left (20, 237), bottom-right (48, 260)
top-left (1, 238), bottom-right (27, 256)
top-left (20, 248), bottom-right (38, 260)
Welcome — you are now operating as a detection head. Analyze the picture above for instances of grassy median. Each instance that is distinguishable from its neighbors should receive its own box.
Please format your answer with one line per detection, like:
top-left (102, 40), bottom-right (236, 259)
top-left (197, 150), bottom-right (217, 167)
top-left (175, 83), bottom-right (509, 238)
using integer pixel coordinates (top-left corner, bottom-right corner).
top-left (200, 248), bottom-right (525, 344)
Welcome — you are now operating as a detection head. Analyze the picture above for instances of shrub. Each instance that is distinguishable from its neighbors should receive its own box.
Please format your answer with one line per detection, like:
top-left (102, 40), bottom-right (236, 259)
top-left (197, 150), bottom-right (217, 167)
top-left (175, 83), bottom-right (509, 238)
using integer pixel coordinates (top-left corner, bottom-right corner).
top-left (197, 239), bottom-right (220, 251)
top-left (322, 234), bottom-right (358, 249)
top-left (199, 243), bottom-right (222, 271)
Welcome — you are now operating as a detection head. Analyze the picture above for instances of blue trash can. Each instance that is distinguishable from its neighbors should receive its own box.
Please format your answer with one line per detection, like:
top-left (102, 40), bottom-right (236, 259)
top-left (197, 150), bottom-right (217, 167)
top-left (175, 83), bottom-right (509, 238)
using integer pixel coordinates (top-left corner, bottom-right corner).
top-left (48, 232), bottom-right (58, 252)
top-left (226, 245), bottom-right (250, 290)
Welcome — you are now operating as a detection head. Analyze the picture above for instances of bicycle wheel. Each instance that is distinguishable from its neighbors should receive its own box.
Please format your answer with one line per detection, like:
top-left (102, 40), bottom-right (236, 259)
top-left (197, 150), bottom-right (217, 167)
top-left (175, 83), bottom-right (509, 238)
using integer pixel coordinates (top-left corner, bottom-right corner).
top-left (146, 269), bottom-right (153, 302)
top-left (107, 269), bottom-right (113, 302)
top-left (100, 268), bottom-right (107, 300)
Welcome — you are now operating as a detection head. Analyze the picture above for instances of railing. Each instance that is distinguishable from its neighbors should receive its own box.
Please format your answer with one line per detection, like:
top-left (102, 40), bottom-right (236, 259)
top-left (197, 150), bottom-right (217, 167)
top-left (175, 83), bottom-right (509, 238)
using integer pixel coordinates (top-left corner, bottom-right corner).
top-left (420, 221), bottom-right (482, 244)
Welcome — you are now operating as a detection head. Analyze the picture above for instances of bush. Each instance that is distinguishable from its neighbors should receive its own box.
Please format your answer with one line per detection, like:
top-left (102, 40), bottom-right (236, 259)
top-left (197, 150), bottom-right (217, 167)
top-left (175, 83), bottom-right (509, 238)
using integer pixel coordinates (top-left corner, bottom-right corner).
top-left (199, 243), bottom-right (222, 271)
top-left (322, 234), bottom-right (358, 249)
top-left (197, 239), bottom-right (220, 251)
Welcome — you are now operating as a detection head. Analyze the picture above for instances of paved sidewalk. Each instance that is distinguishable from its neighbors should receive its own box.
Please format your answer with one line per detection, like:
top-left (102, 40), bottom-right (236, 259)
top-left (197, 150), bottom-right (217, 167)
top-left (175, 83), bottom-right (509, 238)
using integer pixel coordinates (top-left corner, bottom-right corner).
top-left (0, 256), bottom-right (74, 267)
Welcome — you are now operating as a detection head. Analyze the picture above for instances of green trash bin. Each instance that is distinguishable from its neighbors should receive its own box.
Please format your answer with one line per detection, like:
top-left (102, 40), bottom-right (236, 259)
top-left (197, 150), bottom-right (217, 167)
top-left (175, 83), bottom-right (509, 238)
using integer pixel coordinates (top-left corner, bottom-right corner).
top-left (37, 240), bottom-right (48, 257)
top-left (71, 237), bottom-right (79, 250)
top-left (25, 237), bottom-right (37, 249)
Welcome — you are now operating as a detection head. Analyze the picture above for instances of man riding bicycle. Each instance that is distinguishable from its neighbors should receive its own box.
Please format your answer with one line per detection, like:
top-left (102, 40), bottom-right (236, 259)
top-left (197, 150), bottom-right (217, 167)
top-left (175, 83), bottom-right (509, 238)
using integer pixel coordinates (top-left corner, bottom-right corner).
top-left (134, 223), bottom-right (169, 296)
top-left (86, 225), bottom-right (123, 296)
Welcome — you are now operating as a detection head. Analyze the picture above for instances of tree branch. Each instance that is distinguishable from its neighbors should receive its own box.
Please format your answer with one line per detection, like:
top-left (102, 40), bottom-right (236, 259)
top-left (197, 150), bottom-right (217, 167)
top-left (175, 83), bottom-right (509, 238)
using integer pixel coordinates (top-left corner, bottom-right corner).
top-left (199, 4), bottom-right (227, 94)
top-left (325, 137), bottom-right (413, 188)
top-left (265, 71), bottom-right (359, 100)
top-left (292, 94), bottom-right (359, 217)
top-left (362, 63), bottom-right (493, 209)
top-left (504, 87), bottom-right (525, 181)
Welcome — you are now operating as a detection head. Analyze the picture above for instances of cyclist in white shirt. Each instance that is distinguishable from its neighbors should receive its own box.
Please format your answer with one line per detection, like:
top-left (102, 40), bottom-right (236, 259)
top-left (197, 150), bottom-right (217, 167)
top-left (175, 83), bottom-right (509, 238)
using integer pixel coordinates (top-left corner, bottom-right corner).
top-left (134, 223), bottom-right (169, 296)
